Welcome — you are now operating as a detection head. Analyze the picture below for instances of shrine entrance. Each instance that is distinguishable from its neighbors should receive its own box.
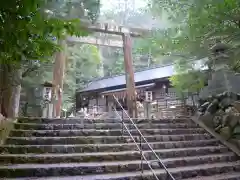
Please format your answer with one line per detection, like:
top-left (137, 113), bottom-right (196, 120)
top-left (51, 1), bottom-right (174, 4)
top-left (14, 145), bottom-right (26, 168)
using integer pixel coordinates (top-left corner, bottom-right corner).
top-left (52, 22), bottom-right (151, 118)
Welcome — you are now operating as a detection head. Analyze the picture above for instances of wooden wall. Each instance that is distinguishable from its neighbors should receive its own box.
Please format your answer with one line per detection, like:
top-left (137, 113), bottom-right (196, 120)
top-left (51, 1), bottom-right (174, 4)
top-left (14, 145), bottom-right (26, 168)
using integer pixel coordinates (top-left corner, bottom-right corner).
top-left (77, 80), bottom-right (199, 114)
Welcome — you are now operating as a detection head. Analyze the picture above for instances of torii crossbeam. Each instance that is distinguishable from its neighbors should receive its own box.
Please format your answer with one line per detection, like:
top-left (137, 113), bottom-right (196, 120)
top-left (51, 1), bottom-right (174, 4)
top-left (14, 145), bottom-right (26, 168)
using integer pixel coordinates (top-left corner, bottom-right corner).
top-left (67, 22), bottom-right (150, 47)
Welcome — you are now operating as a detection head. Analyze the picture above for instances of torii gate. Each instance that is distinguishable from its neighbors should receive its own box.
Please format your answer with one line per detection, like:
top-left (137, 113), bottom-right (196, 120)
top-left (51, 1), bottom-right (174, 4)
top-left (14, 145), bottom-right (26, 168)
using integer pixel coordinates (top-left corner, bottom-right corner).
top-left (53, 22), bottom-right (150, 118)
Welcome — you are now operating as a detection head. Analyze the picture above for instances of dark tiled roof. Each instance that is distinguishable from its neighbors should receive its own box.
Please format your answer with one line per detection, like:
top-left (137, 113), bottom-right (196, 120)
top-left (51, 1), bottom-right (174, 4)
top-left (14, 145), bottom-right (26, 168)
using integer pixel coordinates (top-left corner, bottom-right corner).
top-left (79, 64), bottom-right (174, 92)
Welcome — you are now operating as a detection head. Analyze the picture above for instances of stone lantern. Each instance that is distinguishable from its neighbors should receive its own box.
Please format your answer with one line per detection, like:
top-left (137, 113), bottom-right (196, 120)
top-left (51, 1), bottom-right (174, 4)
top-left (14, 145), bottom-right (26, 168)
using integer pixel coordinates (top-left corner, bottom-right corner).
top-left (144, 91), bottom-right (153, 119)
top-left (199, 41), bottom-right (240, 100)
top-left (210, 42), bottom-right (230, 71)
top-left (41, 82), bottom-right (55, 118)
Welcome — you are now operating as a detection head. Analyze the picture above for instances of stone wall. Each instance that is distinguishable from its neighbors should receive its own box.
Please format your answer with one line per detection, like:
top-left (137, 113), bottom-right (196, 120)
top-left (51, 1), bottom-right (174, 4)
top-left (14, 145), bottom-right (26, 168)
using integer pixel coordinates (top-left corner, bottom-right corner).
top-left (198, 91), bottom-right (240, 147)
top-left (0, 114), bottom-right (15, 145)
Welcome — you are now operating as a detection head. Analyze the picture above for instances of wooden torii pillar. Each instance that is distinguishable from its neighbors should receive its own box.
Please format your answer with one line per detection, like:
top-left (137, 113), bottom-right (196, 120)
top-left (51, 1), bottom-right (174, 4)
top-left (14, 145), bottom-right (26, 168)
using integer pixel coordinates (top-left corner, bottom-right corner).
top-left (53, 23), bottom-right (146, 118)
top-left (52, 40), bottom-right (66, 118)
top-left (122, 33), bottom-right (137, 118)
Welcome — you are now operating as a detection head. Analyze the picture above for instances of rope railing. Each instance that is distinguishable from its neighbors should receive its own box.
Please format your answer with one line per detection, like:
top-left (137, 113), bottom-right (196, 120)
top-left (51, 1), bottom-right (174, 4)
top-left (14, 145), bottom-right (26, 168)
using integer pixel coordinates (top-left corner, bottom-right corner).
top-left (112, 95), bottom-right (175, 180)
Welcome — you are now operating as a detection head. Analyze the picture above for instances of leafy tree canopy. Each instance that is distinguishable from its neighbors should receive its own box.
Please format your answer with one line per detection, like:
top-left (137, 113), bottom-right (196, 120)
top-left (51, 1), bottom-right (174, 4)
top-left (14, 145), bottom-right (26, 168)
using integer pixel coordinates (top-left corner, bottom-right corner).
top-left (0, 0), bottom-right (87, 66)
top-left (0, 0), bottom-right (101, 117)
top-left (62, 43), bottom-right (101, 110)
top-left (148, 0), bottom-right (240, 95)
top-left (149, 0), bottom-right (240, 60)
top-left (169, 59), bottom-right (206, 98)
top-left (46, 0), bottom-right (100, 22)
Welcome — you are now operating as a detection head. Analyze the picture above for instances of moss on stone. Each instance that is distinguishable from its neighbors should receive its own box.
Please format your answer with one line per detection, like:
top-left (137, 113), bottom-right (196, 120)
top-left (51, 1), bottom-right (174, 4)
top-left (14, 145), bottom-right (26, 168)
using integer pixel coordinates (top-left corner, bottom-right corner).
top-left (219, 127), bottom-right (231, 139)
top-left (0, 118), bottom-right (15, 145)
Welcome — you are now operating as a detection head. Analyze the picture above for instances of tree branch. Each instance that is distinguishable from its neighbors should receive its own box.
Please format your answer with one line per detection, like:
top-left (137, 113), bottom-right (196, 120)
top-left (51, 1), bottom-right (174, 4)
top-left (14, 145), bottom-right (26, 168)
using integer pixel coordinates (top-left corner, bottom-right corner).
top-left (22, 66), bottom-right (39, 78)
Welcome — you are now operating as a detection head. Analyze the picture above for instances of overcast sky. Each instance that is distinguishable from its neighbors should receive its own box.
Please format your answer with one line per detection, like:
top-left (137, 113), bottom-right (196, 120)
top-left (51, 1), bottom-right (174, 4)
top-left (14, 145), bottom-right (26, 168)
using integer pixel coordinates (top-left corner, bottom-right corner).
top-left (100, 0), bottom-right (147, 12)
top-left (99, 0), bottom-right (171, 29)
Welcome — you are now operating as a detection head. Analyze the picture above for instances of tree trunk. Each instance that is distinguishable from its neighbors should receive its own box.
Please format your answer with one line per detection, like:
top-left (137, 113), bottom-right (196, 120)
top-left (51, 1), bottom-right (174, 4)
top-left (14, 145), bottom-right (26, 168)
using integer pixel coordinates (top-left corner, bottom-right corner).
top-left (180, 92), bottom-right (186, 106)
top-left (7, 70), bottom-right (22, 118)
top-left (0, 64), bottom-right (11, 117)
top-left (0, 64), bottom-right (22, 118)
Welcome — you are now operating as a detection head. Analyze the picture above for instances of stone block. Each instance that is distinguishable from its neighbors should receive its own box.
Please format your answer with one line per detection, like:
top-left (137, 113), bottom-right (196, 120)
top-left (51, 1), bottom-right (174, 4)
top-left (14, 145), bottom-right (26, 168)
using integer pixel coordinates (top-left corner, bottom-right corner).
top-left (206, 99), bottom-right (219, 114)
top-left (219, 126), bottom-right (231, 139)
top-left (233, 126), bottom-right (240, 139)
top-left (0, 114), bottom-right (4, 121)
top-left (233, 101), bottom-right (240, 112)
top-left (199, 112), bottom-right (214, 128)
top-left (231, 138), bottom-right (240, 149)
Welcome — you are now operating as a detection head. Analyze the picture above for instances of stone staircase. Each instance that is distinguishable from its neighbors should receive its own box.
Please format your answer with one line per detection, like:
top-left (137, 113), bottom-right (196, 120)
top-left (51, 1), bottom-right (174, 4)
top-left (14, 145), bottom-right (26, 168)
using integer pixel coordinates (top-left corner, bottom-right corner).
top-left (0, 117), bottom-right (240, 179)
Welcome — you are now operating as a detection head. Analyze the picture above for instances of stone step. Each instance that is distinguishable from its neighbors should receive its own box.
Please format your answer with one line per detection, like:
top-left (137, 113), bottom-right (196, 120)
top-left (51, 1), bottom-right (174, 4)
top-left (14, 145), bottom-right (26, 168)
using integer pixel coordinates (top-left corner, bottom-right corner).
top-left (182, 172), bottom-right (240, 180)
top-left (0, 153), bottom-right (237, 178)
top-left (0, 146), bottom-right (229, 164)
top-left (4, 161), bottom-right (240, 180)
top-left (13, 122), bottom-right (200, 130)
top-left (0, 161), bottom-right (151, 178)
top-left (0, 139), bottom-right (220, 154)
top-left (9, 128), bottom-right (206, 137)
top-left (17, 117), bottom-right (193, 124)
top-left (5, 134), bottom-right (213, 145)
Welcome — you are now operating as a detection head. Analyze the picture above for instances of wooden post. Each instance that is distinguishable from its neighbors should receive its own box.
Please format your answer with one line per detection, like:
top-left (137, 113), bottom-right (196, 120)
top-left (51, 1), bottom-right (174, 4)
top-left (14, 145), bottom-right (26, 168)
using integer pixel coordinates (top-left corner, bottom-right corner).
top-left (96, 94), bottom-right (99, 112)
top-left (106, 96), bottom-right (109, 112)
top-left (52, 40), bottom-right (66, 118)
top-left (122, 33), bottom-right (137, 118)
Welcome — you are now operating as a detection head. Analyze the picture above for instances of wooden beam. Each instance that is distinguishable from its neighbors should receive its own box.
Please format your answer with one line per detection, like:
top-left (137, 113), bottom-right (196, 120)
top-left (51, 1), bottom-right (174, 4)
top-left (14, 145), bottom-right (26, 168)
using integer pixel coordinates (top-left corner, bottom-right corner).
top-left (67, 36), bottom-right (123, 47)
top-left (81, 21), bottom-right (149, 37)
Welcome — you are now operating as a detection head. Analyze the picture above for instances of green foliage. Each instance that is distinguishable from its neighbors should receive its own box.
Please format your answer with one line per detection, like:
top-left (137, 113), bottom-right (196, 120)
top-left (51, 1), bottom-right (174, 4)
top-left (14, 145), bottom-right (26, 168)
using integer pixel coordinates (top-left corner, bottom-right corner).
top-left (0, 119), bottom-right (15, 145)
top-left (169, 59), bottom-right (206, 98)
top-left (0, 0), bottom-right (85, 65)
top-left (149, 0), bottom-right (240, 61)
top-left (46, 0), bottom-right (100, 22)
top-left (100, 47), bottom-right (125, 76)
top-left (20, 60), bottom-right (53, 116)
top-left (9, 0), bottom-right (101, 116)
top-left (20, 43), bottom-right (102, 115)
top-left (99, 8), bottom-right (177, 75)
top-left (133, 28), bottom-right (184, 66)
top-left (68, 44), bottom-right (101, 88)
top-left (62, 44), bottom-right (101, 110)
top-left (148, 0), bottom-right (240, 96)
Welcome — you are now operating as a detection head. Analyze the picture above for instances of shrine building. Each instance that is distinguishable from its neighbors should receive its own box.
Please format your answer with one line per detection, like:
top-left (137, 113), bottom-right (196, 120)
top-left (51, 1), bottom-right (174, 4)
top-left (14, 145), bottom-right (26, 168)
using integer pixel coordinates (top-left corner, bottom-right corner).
top-left (76, 59), bottom-right (207, 113)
